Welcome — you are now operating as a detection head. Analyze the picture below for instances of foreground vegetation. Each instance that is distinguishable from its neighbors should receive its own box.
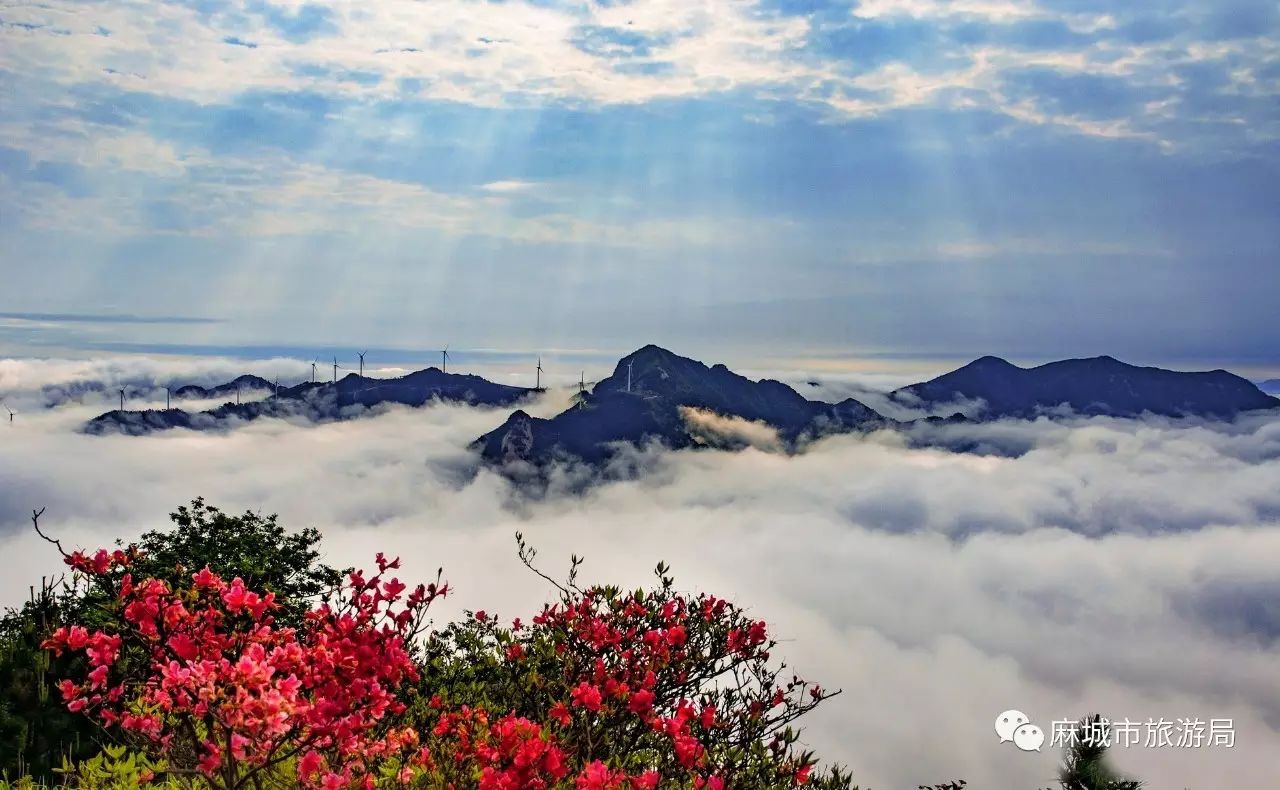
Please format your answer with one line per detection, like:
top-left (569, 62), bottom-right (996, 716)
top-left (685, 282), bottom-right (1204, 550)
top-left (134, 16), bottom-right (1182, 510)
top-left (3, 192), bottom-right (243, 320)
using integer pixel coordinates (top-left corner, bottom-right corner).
top-left (1, 500), bottom-right (1140, 788)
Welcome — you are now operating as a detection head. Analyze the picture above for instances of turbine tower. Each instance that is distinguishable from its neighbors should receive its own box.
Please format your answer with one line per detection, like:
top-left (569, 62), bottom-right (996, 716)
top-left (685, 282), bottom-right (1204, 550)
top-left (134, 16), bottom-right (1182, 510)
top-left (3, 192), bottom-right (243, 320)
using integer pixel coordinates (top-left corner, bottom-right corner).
top-left (332, 356), bottom-right (339, 384)
top-left (311, 359), bottom-right (319, 384)
top-left (536, 356), bottom-right (543, 391)
top-left (164, 386), bottom-right (171, 410)
top-left (627, 360), bottom-right (633, 394)
top-left (441, 345), bottom-right (450, 374)
top-left (575, 372), bottom-right (599, 401)
top-left (358, 350), bottom-right (367, 378)
top-left (118, 387), bottom-right (126, 411)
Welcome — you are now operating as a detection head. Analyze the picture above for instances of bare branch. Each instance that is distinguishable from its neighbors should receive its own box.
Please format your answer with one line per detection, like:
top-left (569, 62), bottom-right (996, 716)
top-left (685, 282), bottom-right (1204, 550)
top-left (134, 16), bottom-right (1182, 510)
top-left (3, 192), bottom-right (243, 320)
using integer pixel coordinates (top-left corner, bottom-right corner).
top-left (31, 506), bottom-right (68, 558)
top-left (514, 531), bottom-right (570, 595)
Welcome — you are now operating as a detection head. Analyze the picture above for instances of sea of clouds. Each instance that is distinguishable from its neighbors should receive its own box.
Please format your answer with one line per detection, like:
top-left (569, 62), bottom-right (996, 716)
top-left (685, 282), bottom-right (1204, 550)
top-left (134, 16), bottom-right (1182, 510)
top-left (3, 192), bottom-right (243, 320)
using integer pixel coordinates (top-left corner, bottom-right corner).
top-left (2, 355), bottom-right (1279, 789)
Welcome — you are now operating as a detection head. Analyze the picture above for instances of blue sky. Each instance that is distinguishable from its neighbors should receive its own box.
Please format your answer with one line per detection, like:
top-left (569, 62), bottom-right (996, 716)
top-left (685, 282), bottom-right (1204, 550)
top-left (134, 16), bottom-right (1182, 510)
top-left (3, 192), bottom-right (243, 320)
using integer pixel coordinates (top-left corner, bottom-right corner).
top-left (1, 0), bottom-right (1278, 370)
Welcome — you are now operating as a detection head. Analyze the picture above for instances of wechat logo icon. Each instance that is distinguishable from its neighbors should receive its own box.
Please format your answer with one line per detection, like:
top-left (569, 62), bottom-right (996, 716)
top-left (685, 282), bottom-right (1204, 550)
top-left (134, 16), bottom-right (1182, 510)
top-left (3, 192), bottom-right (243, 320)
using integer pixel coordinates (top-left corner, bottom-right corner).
top-left (996, 710), bottom-right (1044, 752)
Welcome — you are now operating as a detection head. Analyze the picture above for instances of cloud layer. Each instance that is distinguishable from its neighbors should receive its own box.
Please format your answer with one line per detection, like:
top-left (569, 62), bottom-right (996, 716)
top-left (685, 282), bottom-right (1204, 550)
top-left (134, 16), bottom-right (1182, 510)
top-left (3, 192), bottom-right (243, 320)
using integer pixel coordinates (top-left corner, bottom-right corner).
top-left (4, 0), bottom-right (1276, 142)
top-left (2, 1), bottom-right (1279, 365)
top-left (2, 354), bottom-right (1278, 788)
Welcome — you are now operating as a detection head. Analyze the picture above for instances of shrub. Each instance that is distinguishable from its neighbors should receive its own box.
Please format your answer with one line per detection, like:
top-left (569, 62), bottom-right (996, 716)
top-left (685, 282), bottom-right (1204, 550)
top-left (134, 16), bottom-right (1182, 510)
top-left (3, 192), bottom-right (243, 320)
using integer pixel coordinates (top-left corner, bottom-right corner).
top-left (416, 536), bottom-right (854, 789)
top-left (28, 517), bottom-right (854, 788)
top-left (0, 501), bottom-right (341, 783)
top-left (42, 551), bottom-right (441, 789)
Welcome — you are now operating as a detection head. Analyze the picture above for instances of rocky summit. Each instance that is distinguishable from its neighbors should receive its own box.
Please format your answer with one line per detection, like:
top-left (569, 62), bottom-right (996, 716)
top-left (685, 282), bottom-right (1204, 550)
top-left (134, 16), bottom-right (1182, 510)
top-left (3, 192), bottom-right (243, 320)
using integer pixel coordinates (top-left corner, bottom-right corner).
top-left (473, 345), bottom-right (885, 466)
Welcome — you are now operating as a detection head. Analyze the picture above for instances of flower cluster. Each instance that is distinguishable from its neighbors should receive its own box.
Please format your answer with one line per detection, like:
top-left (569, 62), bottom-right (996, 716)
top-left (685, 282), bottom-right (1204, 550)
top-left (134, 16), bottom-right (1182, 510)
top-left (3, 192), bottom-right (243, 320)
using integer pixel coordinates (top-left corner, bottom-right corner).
top-left (430, 706), bottom-right (569, 788)
top-left (427, 704), bottom-right (676, 790)
top-left (422, 559), bottom-right (832, 788)
top-left (64, 546), bottom-right (139, 577)
top-left (44, 550), bottom-right (446, 789)
top-left (45, 540), bottom-right (843, 789)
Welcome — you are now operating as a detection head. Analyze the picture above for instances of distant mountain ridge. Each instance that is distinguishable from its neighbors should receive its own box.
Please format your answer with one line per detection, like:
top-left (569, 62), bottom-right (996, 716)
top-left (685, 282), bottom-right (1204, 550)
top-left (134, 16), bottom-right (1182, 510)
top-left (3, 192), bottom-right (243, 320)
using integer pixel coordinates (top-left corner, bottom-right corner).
top-left (473, 345), bottom-right (885, 465)
top-left (84, 368), bottom-right (533, 435)
top-left (1258, 379), bottom-right (1280, 396)
top-left (478, 348), bottom-right (1280, 469)
top-left (173, 374), bottom-right (273, 400)
top-left (892, 355), bottom-right (1279, 419)
top-left (84, 348), bottom-right (1280, 455)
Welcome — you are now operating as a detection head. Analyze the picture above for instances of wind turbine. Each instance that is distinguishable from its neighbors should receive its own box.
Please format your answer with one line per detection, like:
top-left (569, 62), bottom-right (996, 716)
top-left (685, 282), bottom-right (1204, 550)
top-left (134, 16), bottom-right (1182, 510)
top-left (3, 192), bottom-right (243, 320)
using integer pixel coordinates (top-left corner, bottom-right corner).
top-left (332, 356), bottom-right (339, 384)
top-left (576, 372), bottom-right (600, 400)
top-left (273, 377), bottom-right (280, 398)
top-left (164, 386), bottom-right (171, 410)
top-left (441, 345), bottom-right (450, 374)
top-left (626, 361), bottom-right (634, 394)
top-left (358, 350), bottom-right (367, 378)
top-left (311, 359), bottom-right (319, 384)
top-left (118, 387), bottom-right (126, 411)
top-left (1, 400), bottom-right (12, 424)
top-left (536, 356), bottom-right (543, 391)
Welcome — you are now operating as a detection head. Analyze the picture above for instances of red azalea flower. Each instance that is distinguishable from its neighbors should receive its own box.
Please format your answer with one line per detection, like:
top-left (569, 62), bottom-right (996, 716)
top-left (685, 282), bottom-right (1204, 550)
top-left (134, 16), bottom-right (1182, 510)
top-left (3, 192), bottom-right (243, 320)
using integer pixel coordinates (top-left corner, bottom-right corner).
top-left (570, 682), bottom-right (603, 712)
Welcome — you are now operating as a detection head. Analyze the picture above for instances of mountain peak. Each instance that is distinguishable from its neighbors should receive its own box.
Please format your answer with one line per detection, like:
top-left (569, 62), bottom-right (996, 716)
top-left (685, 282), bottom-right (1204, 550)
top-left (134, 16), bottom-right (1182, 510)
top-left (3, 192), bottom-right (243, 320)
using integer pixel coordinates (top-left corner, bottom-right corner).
top-left (476, 345), bottom-right (886, 467)
top-left (968, 355), bottom-right (1017, 369)
top-left (623, 344), bottom-right (679, 362)
top-left (896, 354), bottom-right (1279, 419)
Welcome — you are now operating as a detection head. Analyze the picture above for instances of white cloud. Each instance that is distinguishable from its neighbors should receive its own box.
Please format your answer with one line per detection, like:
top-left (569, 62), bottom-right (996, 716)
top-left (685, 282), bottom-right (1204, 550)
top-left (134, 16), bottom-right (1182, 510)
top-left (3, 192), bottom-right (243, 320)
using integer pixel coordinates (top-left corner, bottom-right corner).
top-left (679, 405), bottom-right (784, 452)
top-left (0, 125), bottom-right (798, 246)
top-left (0, 0), bottom-right (810, 107)
top-left (3, 0), bottom-right (1277, 253)
top-left (479, 180), bottom-right (538, 194)
top-left (852, 0), bottom-right (1040, 22)
top-left (0, 117), bottom-right (209, 178)
top-left (1, 353), bottom-right (1278, 788)
top-left (1, 0), bottom-right (1273, 147)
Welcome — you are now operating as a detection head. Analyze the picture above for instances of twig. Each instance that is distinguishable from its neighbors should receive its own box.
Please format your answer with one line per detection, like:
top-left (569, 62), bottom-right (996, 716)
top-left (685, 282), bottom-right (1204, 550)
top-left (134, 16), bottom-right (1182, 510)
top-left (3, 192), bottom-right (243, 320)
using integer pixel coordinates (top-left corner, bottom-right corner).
top-left (514, 531), bottom-right (570, 595)
top-left (31, 506), bottom-right (69, 558)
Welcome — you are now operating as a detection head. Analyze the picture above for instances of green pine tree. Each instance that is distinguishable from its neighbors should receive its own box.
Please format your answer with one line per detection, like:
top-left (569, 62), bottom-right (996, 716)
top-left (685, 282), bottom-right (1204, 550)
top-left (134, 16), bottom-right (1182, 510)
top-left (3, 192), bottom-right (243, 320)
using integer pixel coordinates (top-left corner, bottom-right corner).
top-left (1058, 714), bottom-right (1142, 790)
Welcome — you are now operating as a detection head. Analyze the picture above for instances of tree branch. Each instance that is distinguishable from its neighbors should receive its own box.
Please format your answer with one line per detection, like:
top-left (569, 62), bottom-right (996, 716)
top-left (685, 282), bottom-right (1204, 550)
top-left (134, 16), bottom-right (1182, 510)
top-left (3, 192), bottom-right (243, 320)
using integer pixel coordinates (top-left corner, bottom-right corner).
top-left (31, 506), bottom-right (69, 558)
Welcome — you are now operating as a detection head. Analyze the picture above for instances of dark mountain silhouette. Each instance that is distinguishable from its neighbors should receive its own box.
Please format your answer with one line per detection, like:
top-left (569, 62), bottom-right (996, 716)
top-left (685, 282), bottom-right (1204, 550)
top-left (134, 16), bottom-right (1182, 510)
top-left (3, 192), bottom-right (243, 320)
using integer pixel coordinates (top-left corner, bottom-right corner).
top-left (473, 345), bottom-right (885, 465)
top-left (85, 348), bottom-right (1277, 448)
top-left (38, 374), bottom-right (273, 409)
top-left (1258, 379), bottom-right (1280, 395)
top-left (85, 368), bottom-right (533, 435)
top-left (172, 374), bottom-right (273, 399)
top-left (893, 356), bottom-right (1280, 419)
top-left (39, 379), bottom-right (150, 408)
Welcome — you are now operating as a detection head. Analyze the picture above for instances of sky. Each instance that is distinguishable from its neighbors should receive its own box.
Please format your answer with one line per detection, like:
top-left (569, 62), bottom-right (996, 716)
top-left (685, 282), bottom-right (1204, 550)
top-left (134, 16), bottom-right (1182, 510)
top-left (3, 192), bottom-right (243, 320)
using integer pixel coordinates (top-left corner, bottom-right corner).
top-left (3, 5), bottom-right (1280, 787)
top-left (2, 355), bottom-right (1280, 788)
top-left (1, 0), bottom-right (1279, 373)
